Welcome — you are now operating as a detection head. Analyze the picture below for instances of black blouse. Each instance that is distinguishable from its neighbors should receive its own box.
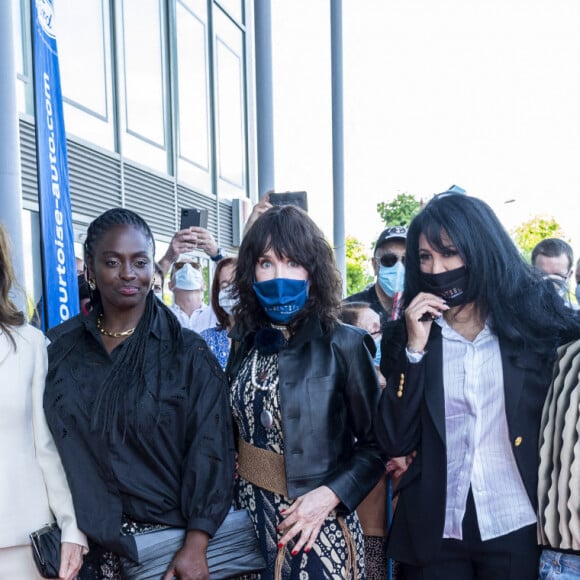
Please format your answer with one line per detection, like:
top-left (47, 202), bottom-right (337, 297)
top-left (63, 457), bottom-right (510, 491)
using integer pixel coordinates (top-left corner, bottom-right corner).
top-left (44, 306), bottom-right (235, 561)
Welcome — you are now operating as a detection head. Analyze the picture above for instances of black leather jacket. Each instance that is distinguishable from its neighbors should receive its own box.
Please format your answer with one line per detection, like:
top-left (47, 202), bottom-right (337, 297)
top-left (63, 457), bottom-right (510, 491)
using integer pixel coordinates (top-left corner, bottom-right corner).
top-left (227, 315), bottom-right (385, 513)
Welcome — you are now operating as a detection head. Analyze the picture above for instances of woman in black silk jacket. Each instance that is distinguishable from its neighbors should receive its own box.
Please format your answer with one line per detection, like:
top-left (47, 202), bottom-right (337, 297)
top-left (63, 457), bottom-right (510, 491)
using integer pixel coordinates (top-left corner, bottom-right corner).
top-left (227, 204), bottom-right (384, 580)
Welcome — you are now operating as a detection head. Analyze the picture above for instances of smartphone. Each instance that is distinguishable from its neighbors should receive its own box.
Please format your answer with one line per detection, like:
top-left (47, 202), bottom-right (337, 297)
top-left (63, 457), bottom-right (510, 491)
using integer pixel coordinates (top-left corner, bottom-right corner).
top-left (269, 191), bottom-right (308, 212)
top-left (180, 207), bottom-right (208, 230)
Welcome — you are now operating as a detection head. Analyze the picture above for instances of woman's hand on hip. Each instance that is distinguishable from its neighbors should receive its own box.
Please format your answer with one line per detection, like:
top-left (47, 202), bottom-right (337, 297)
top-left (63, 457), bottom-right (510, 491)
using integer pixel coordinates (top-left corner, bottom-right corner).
top-left (59, 542), bottom-right (84, 580)
top-left (277, 485), bottom-right (340, 555)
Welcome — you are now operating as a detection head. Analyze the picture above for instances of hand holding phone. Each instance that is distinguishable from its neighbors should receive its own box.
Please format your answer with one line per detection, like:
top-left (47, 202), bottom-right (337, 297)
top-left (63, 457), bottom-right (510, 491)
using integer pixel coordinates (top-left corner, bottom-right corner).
top-left (269, 191), bottom-right (308, 212)
top-left (180, 208), bottom-right (208, 230)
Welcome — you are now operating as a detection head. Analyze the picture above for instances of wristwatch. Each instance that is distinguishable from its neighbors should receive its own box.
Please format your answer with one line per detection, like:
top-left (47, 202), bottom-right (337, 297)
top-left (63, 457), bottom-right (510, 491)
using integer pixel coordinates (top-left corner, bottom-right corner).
top-left (210, 249), bottom-right (223, 262)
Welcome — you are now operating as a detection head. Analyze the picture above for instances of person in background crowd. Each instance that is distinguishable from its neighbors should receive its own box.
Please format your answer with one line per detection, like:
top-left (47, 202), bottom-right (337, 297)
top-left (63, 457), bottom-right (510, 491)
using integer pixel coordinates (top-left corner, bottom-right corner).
top-left (576, 257), bottom-right (580, 304)
top-left (200, 257), bottom-right (238, 369)
top-left (168, 259), bottom-right (218, 334)
top-left (0, 224), bottom-right (87, 579)
top-left (345, 226), bottom-right (408, 324)
top-left (158, 226), bottom-right (223, 277)
top-left (340, 300), bottom-right (410, 580)
top-left (531, 238), bottom-right (576, 307)
top-left (78, 273), bottom-right (92, 315)
top-left (227, 205), bottom-right (385, 579)
top-left (537, 338), bottom-right (580, 579)
top-left (44, 208), bottom-right (234, 579)
top-left (152, 262), bottom-right (164, 300)
top-left (376, 191), bottom-right (580, 580)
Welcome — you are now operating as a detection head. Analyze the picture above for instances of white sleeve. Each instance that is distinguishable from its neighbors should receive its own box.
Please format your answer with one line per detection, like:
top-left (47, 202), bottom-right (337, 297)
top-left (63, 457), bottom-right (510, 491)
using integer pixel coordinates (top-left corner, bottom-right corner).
top-left (31, 329), bottom-right (88, 549)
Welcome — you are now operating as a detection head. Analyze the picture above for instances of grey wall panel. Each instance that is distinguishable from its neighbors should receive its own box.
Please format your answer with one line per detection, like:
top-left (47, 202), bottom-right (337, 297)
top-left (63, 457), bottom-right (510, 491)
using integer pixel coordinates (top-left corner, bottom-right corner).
top-left (67, 140), bottom-right (122, 221)
top-left (124, 163), bottom-right (176, 234)
top-left (20, 119), bottom-right (39, 203)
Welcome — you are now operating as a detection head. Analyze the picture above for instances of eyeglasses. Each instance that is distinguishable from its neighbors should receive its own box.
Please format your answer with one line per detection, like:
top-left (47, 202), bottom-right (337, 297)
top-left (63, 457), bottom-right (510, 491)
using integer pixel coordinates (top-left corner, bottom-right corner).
top-left (377, 253), bottom-right (405, 268)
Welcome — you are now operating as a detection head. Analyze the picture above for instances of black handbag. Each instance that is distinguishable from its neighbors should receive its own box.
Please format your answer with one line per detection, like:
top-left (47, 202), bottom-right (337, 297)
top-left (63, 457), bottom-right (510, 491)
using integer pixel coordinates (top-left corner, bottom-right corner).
top-left (121, 509), bottom-right (265, 580)
top-left (30, 522), bottom-right (61, 579)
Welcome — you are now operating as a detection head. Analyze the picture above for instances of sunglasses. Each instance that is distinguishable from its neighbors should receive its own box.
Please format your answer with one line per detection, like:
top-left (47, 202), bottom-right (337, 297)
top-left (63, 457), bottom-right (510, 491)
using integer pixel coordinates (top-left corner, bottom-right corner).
top-left (377, 253), bottom-right (405, 268)
top-left (173, 261), bottom-right (200, 272)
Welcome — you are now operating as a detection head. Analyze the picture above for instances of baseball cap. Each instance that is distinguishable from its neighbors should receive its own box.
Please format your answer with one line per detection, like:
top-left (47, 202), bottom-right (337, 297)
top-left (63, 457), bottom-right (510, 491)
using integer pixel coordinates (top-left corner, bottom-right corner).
top-left (375, 225), bottom-right (408, 248)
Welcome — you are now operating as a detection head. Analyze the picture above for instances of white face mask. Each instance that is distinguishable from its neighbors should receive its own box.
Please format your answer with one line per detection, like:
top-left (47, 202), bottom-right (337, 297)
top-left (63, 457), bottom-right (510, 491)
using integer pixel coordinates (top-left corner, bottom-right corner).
top-left (174, 264), bottom-right (204, 291)
top-left (218, 284), bottom-right (238, 315)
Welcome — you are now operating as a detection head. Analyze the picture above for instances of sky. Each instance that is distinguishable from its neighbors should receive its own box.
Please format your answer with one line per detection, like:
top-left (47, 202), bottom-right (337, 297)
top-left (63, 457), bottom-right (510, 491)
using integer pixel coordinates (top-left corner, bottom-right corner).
top-left (270, 0), bottom-right (580, 260)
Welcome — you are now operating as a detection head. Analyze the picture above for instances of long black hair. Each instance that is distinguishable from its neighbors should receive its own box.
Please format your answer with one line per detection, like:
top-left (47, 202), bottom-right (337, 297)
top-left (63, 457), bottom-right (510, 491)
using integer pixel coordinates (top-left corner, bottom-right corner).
top-left (404, 192), bottom-right (580, 350)
top-left (233, 205), bottom-right (343, 334)
top-left (84, 208), bottom-right (183, 437)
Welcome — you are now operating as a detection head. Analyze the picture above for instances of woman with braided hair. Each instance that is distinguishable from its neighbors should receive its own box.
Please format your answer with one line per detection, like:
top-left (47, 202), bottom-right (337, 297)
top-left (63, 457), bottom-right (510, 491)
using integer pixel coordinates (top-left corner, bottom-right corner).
top-left (44, 208), bottom-right (235, 579)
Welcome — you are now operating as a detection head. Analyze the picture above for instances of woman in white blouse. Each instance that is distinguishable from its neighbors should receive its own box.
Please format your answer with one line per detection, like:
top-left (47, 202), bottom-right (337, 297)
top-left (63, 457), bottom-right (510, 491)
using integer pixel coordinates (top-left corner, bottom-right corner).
top-left (0, 225), bottom-right (86, 579)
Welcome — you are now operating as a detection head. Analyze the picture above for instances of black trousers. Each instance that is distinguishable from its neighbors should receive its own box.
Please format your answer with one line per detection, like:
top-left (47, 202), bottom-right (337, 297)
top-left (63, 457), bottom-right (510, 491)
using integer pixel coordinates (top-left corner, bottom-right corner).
top-left (403, 490), bottom-right (539, 580)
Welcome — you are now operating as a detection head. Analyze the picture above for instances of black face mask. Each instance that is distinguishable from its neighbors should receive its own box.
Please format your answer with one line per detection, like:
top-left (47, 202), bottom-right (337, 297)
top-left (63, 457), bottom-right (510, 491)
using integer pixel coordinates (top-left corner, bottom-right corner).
top-left (420, 266), bottom-right (469, 307)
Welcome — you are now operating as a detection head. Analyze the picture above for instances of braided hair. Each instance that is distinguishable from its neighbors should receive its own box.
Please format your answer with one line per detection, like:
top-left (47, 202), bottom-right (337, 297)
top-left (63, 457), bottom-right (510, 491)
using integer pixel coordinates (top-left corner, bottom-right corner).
top-left (84, 208), bottom-right (183, 437)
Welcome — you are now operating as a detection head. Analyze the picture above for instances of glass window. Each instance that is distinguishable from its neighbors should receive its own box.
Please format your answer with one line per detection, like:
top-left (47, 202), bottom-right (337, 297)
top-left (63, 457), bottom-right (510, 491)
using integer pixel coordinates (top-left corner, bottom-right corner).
top-left (214, 7), bottom-right (247, 198)
top-left (13, 0), bottom-right (32, 114)
top-left (118, 0), bottom-right (168, 172)
top-left (56, 0), bottom-right (114, 149)
top-left (216, 0), bottom-right (243, 24)
top-left (175, 0), bottom-right (212, 192)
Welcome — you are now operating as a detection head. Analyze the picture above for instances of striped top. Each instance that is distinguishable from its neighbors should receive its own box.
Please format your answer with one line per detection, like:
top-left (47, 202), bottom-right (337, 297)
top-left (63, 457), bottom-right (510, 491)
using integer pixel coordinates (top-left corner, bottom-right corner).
top-left (538, 339), bottom-right (580, 552)
top-left (438, 318), bottom-right (536, 541)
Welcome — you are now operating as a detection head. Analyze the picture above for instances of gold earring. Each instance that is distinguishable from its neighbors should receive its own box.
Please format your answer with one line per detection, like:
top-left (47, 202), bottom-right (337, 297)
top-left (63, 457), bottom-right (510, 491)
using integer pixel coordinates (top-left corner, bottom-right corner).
top-left (88, 278), bottom-right (96, 291)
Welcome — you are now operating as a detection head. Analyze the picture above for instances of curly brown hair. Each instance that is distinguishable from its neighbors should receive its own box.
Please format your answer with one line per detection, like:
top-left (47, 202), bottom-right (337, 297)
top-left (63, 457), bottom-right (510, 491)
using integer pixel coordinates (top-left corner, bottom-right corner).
top-left (233, 205), bottom-right (342, 334)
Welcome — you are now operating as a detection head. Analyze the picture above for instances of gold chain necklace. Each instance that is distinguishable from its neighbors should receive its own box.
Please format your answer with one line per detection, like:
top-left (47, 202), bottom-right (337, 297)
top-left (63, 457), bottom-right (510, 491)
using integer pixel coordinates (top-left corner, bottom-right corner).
top-left (97, 314), bottom-right (136, 338)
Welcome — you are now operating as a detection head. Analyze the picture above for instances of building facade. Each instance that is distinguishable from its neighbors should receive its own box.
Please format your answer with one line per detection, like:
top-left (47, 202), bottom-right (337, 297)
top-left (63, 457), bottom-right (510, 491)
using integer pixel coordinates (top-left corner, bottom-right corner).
top-left (13, 0), bottom-right (257, 302)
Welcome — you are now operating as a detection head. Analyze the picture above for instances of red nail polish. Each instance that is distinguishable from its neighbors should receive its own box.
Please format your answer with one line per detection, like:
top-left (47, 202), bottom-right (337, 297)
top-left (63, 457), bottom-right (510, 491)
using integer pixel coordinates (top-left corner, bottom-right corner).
top-left (291, 550), bottom-right (297, 556)
top-left (305, 547), bottom-right (310, 553)
top-left (278, 543), bottom-right (283, 549)
top-left (280, 509), bottom-right (286, 513)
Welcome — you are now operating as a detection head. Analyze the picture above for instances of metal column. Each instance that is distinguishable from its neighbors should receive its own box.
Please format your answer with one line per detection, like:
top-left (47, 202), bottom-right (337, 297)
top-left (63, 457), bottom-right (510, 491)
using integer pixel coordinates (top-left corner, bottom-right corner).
top-left (254, 0), bottom-right (275, 198)
top-left (0, 0), bottom-right (26, 311)
top-left (330, 0), bottom-right (346, 291)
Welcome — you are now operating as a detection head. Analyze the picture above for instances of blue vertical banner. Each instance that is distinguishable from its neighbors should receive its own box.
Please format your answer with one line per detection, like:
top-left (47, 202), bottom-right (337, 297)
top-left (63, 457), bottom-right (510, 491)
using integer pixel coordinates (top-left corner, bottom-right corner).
top-left (31, 0), bottom-right (79, 329)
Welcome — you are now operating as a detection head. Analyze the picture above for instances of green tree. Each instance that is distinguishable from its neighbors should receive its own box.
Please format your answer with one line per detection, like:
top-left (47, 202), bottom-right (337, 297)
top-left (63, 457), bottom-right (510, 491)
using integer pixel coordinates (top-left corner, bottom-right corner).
top-left (377, 193), bottom-right (422, 227)
top-left (511, 215), bottom-right (568, 262)
top-left (345, 235), bottom-right (373, 296)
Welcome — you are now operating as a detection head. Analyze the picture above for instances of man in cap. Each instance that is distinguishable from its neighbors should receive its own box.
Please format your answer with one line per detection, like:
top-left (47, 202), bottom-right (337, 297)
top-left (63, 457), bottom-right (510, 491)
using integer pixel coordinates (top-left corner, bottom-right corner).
top-left (531, 238), bottom-right (576, 308)
top-left (345, 225), bottom-right (407, 323)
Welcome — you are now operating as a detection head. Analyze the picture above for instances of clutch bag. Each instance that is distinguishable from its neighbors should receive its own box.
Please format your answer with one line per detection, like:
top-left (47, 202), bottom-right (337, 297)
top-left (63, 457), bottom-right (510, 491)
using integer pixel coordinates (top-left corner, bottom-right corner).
top-left (121, 509), bottom-right (265, 580)
top-left (30, 522), bottom-right (61, 579)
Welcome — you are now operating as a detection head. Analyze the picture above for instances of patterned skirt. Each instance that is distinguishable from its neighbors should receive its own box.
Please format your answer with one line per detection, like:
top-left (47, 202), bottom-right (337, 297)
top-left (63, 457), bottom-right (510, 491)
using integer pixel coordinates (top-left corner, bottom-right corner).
top-left (234, 476), bottom-right (366, 580)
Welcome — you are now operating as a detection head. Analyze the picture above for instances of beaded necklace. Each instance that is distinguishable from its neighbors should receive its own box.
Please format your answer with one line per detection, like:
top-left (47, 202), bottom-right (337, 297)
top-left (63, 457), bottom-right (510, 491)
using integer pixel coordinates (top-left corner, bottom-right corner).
top-left (250, 348), bottom-right (279, 429)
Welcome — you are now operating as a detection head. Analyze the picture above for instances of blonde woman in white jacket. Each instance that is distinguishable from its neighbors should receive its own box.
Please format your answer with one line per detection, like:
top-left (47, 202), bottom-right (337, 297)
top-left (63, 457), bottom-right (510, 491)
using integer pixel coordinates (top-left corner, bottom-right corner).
top-left (0, 225), bottom-right (86, 579)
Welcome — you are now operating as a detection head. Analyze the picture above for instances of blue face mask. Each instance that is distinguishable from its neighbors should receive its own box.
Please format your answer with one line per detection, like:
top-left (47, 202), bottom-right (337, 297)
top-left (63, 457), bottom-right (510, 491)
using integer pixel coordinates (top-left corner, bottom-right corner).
top-left (378, 262), bottom-right (405, 297)
top-left (252, 278), bottom-right (308, 324)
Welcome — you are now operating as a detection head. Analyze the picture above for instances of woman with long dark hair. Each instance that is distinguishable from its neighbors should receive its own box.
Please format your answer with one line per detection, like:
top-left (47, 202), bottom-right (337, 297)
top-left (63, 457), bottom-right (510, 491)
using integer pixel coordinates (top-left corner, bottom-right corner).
top-left (375, 191), bottom-right (580, 580)
top-left (227, 205), bottom-right (384, 579)
top-left (0, 224), bottom-right (86, 579)
top-left (200, 256), bottom-right (237, 369)
top-left (44, 208), bottom-right (234, 579)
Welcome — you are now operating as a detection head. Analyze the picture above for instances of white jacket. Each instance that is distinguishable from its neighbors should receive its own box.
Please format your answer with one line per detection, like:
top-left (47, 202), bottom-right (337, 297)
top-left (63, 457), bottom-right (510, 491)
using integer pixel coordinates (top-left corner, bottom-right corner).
top-left (0, 324), bottom-right (87, 548)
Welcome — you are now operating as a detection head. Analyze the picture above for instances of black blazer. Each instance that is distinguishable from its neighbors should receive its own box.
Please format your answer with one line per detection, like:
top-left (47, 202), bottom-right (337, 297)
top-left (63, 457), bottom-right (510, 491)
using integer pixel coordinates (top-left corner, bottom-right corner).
top-left (228, 316), bottom-right (386, 512)
top-left (375, 322), bottom-right (554, 566)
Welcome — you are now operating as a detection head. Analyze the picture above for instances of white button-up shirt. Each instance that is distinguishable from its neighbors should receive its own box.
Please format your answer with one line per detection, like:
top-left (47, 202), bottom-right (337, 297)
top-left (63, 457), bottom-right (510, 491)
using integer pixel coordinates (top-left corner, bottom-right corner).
top-left (170, 303), bottom-right (218, 335)
top-left (438, 318), bottom-right (536, 541)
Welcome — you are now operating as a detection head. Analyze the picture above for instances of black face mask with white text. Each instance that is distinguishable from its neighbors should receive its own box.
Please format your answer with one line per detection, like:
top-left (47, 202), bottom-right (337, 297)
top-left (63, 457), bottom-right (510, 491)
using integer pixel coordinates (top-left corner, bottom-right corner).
top-left (420, 266), bottom-right (469, 307)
